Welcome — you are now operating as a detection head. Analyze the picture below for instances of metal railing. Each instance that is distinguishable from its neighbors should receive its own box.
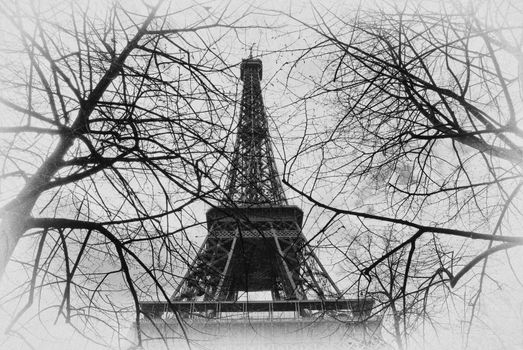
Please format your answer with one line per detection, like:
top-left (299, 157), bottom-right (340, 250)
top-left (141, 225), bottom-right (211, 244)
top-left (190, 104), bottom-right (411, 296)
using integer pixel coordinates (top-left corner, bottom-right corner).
top-left (140, 299), bottom-right (374, 321)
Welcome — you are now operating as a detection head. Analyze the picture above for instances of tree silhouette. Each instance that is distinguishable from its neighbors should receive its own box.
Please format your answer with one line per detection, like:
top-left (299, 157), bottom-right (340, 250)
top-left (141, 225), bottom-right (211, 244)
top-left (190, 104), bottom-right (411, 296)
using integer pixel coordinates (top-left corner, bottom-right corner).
top-left (279, 1), bottom-right (523, 347)
top-left (0, 0), bottom-right (255, 347)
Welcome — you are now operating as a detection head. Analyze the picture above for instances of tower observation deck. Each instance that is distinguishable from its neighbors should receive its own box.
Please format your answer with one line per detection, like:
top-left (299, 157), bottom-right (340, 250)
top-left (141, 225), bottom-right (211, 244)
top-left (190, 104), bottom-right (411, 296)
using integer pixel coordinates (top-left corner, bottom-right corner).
top-left (137, 58), bottom-right (380, 349)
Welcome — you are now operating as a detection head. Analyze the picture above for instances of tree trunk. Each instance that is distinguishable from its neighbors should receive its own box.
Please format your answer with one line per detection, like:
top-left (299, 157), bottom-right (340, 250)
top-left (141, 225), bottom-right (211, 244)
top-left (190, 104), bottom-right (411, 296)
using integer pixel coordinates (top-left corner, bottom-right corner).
top-left (0, 6), bottom-right (158, 280)
top-left (0, 202), bottom-right (34, 278)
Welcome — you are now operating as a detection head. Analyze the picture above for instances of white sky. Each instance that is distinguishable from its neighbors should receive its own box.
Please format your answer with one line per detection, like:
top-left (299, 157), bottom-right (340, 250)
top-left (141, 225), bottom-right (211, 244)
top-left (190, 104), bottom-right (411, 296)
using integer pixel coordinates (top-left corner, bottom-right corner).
top-left (1, 0), bottom-right (522, 349)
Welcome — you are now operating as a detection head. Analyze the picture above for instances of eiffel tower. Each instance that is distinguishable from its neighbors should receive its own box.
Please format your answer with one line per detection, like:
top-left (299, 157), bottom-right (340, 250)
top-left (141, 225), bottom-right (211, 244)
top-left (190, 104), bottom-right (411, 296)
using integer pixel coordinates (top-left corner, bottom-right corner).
top-left (139, 57), bottom-right (378, 349)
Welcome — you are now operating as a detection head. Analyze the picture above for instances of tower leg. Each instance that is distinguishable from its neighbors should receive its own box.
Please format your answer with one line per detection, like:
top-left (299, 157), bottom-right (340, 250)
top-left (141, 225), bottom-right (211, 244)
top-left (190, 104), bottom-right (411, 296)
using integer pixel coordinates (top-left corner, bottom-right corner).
top-left (216, 236), bottom-right (238, 300)
top-left (273, 233), bottom-right (304, 300)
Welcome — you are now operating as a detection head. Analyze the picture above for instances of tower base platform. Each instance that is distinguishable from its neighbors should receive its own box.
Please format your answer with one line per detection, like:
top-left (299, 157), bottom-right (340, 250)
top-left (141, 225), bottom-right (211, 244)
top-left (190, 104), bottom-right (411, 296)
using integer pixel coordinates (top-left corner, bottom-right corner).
top-left (135, 300), bottom-right (382, 350)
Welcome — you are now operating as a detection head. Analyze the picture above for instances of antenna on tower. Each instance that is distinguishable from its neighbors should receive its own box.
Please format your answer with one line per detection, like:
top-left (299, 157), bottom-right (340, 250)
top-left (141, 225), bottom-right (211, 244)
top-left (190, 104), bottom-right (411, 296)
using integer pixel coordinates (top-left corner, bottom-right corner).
top-left (249, 43), bottom-right (255, 58)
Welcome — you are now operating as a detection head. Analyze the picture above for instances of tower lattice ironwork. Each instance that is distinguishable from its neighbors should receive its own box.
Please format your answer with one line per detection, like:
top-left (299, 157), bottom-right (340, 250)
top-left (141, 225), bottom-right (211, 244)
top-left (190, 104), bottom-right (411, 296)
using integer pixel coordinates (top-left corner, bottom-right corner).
top-left (140, 58), bottom-right (374, 323)
top-left (224, 58), bottom-right (287, 206)
top-left (170, 57), bottom-right (342, 302)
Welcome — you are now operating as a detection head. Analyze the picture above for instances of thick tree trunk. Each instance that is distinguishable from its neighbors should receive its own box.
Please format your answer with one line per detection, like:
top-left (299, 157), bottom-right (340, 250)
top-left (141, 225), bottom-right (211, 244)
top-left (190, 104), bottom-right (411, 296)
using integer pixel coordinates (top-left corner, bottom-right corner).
top-left (0, 202), bottom-right (35, 278)
top-left (1, 215), bottom-right (27, 278)
top-left (0, 133), bottom-right (75, 279)
top-left (0, 5), bottom-right (157, 280)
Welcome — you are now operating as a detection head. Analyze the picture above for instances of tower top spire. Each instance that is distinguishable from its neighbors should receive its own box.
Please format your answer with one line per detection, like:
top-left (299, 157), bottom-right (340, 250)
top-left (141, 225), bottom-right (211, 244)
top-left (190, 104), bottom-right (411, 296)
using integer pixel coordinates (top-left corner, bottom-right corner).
top-left (240, 57), bottom-right (263, 81)
top-left (224, 58), bottom-right (285, 206)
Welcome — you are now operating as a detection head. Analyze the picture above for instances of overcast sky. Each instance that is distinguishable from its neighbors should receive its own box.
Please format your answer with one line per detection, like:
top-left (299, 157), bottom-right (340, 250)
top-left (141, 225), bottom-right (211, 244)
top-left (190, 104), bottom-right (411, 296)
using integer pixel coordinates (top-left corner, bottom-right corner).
top-left (1, 1), bottom-right (522, 349)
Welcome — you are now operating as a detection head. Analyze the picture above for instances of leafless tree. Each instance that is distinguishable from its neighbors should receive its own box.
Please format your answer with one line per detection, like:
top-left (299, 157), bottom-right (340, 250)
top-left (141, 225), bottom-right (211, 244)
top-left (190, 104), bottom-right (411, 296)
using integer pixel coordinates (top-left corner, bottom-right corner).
top-left (277, 0), bottom-right (523, 347)
top-left (0, 0), bottom-right (257, 347)
top-left (2, 0), bottom-right (522, 349)
top-left (335, 226), bottom-right (457, 350)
